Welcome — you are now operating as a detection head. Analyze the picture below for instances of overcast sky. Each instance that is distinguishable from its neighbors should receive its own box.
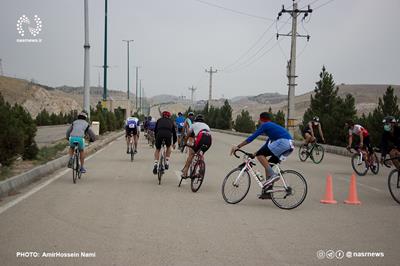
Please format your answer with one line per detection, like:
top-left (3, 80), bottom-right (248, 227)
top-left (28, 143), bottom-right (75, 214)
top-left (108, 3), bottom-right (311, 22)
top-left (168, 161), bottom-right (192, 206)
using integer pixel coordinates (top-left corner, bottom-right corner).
top-left (1, 0), bottom-right (399, 99)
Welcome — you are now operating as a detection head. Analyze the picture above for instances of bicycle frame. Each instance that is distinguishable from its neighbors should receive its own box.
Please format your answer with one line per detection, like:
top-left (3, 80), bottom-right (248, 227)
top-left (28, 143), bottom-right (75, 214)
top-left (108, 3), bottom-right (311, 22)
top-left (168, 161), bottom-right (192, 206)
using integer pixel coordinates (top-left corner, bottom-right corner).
top-left (233, 156), bottom-right (288, 193)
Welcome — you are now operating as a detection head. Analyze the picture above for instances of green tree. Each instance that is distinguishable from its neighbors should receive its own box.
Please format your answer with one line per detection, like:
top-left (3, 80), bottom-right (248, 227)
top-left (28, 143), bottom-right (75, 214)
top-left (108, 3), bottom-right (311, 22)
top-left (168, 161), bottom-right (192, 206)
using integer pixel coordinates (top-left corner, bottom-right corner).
top-left (217, 100), bottom-right (233, 129)
top-left (234, 110), bottom-right (256, 133)
top-left (303, 66), bottom-right (357, 146)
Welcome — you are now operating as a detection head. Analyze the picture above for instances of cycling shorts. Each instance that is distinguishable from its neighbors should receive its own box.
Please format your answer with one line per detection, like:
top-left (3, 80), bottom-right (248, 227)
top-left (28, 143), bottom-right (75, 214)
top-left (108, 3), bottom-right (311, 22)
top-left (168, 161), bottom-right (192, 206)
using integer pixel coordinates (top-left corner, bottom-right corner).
top-left (192, 130), bottom-right (212, 153)
top-left (155, 132), bottom-right (172, 149)
top-left (69, 136), bottom-right (85, 151)
top-left (126, 127), bottom-right (138, 137)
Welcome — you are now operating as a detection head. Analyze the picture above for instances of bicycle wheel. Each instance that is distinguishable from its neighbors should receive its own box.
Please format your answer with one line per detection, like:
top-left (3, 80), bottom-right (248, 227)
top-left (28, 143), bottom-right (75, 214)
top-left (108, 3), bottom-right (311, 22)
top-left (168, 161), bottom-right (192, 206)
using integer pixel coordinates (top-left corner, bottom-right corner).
top-left (270, 170), bottom-right (307, 210)
top-left (191, 160), bottom-right (205, 192)
top-left (72, 155), bottom-right (78, 184)
top-left (76, 152), bottom-right (82, 180)
top-left (130, 143), bottom-right (134, 162)
top-left (222, 167), bottom-right (251, 204)
top-left (158, 154), bottom-right (164, 185)
top-left (351, 153), bottom-right (368, 176)
top-left (369, 153), bottom-right (379, 175)
top-left (388, 169), bottom-right (400, 204)
top-left (298, 144), bottom-right (309, 162)
top-left (311, 144), bottom-right (324, 164)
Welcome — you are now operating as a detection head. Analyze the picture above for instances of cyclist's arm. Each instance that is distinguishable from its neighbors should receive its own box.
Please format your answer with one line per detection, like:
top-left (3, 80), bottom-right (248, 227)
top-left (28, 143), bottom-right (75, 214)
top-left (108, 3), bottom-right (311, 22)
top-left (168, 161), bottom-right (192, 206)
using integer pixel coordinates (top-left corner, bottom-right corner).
top-left (380, 132), bottom-right (389, 158)
top-left (309, 122), bottom-right (315, 137)
top-left (172, 123), bottom-right (177, 144)
top-left (86, 127), bottom-right (96, 142)
top-left (154, 121), bottom-right (159, 135)
top-left (348, 134), bottom-right (353, 148)
top-left (246, 123), bottom-right (266, 143)
top-left (318, 124), bottom-right (325, 141)
top-left (66, 124), bottom-right (73, 139)
top-left (359, 133), bottom-right (364, 147)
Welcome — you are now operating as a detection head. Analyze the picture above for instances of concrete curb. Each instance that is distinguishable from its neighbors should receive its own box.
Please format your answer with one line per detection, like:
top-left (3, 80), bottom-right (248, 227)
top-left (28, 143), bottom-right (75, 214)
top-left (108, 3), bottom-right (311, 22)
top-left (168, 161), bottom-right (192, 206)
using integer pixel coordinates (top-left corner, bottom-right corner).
top-left (211, 128), bottom-right (353, 158)
top-left (0, 130), bottom-right (124, 198)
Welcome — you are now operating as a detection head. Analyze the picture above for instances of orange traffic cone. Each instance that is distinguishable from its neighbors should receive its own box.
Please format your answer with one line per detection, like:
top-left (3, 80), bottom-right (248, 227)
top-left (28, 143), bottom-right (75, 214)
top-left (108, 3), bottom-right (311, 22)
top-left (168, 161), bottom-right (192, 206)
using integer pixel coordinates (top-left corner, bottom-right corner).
top-left (320, 175), bottom-right (337, 204)
top-left (344, 174), bottom-right (361, 205)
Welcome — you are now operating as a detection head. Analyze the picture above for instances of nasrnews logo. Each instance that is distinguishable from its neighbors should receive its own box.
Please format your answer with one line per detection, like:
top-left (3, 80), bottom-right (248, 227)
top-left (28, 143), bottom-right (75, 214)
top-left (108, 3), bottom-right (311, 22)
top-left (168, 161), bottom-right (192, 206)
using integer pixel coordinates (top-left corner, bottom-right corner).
top-left (317, 249), bottom-right (384, 260)
top-left (16, 14), bottom-right (43, 43)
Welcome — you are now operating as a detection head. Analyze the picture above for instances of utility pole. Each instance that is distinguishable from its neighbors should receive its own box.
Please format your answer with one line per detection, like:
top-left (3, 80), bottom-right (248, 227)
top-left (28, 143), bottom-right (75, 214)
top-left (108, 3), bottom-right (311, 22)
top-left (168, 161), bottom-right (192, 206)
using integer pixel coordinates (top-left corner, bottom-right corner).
top-left (139, 79), bottom-right (142, 114)
top-left (188, 86), bottom-right (197, 105)
top-left (277, 1), bottom-right (312, 135)
top-left (102, 0), bottom-right (108, 104)
top-left (205, 66), bottom-right (217, 110)
top-left (83, 0), bottom-right (91, 119)
top-left (122, 40), bottom-right (133, 100)
top-left (135, 66), bottom-right (140, 110)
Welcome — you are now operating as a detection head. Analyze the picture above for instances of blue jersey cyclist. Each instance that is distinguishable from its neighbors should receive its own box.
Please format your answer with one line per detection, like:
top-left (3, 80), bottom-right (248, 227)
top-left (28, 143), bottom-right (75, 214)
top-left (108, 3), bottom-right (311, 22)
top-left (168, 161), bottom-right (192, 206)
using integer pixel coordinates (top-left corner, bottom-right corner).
top-left (231, 112), bottom-right (294, 189)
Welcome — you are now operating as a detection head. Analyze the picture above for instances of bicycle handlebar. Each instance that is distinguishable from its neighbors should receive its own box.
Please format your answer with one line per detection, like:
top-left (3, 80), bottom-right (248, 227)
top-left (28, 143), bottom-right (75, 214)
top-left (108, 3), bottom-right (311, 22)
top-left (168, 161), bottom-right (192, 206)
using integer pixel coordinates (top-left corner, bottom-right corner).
top-left (233, 149), bottom-right (255, 159)
top-left (383, 157), bottom-right (400, 168)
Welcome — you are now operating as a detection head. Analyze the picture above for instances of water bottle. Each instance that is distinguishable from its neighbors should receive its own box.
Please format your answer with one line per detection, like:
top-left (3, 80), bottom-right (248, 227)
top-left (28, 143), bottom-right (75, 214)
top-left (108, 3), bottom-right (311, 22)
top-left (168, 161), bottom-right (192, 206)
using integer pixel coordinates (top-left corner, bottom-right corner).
top-left (255, 170), bottom-right (264, 182)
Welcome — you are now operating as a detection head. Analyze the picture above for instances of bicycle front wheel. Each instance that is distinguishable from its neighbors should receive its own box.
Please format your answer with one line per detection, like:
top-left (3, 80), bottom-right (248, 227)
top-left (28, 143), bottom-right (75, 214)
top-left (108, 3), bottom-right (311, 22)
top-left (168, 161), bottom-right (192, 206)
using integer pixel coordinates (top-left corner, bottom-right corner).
top-left (298, 144), bottom-right (309, 162)
top-left (351, 153), bottom-right (368, 176)
top-left (72, 155), bottom-right (78, 184)
top-left (388, 169), bottom-right (400, 204)
top-left (222, 167), bottom-right (251, 204)
top-left (270, 170), bottom-right (307, 210)
top-left (191, 160), bottom-right (205, 192)
top-left (311, 144), bottom-right (324, 164)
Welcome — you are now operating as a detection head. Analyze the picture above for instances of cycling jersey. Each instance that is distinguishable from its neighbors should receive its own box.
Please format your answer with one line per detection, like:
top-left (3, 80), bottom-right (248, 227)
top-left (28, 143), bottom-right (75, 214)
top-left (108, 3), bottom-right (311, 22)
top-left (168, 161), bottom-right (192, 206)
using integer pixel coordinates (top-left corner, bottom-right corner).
top-left (155, 117), bottom-right (177, 147)
top-left (381, 126), bottom-right (400, 157)
top-left (148, 121), bottom-right (156, 131)
top-left (349, 125), bottom-right (369, 137)
top-left (175, 116), bottom-right (186, 129)
top-left (191, 122), bottom-right (210, 136)
top-left (185, 118), bottom-right (193, 129)
top-left (66, 119), bottom-right (96, 150)
top-left (247, 121), bottom-right (292, 143)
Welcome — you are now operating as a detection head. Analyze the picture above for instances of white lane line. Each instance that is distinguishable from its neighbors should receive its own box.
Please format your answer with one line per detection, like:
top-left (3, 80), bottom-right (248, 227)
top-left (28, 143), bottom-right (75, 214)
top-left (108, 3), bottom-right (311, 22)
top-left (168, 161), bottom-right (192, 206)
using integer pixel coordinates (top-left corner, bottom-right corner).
top-left (336, 176), bottom-right (384, 193)
top-left (0, 139), bottom-right (116, 215)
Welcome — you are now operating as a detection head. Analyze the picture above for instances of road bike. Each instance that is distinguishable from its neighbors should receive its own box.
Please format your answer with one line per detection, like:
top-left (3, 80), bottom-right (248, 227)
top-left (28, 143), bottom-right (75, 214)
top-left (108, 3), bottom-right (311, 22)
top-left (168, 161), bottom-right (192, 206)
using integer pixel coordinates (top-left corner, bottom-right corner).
top-left (383, 156), bottom-right (400, 204)
top-left (127, 133), bottom-right (136, 162)
top-left (298, 141), bottom-right (324, 164)
top-left (157, 141), bottom-right (167, 185)
top-left (71, 142), bottom-right (82, 184)
top-left (178, 145), bottom-right (206, 192)
top-left (222, 149), bottom-right (307, 210)
top-left (347, 146), bottom-right (379, 176)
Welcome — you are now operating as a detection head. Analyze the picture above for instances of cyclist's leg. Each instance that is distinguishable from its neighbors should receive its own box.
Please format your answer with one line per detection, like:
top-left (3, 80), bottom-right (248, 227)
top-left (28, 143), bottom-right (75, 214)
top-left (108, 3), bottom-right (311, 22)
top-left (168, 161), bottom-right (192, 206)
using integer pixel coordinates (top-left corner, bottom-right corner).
top-left (182, 146), bottom-right (195, 177)
top-left (164, 136), bottom-right (172, 168)
top-left (78, 138), bottom-right (86, 171)
top-left (153, 135), bottom-right (163, 173)
top-left (389, 148), bottom-right (400, 169)
top-left (304, 131), bottom-right (312, 145)
top-left (133, 132), bottom-right (138, 152)
top-left (67, 138), bottom-right (75, 167)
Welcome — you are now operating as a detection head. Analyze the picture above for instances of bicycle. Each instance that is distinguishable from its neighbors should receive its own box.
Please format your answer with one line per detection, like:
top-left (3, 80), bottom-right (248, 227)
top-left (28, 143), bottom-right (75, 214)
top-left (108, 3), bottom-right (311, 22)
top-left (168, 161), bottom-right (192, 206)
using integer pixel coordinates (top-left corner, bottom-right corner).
top-left (298, 140), bottom-right (324, 164)
top-left (178, 145), bottom-right (206, 192)
top-left (127, 133), bottom-right (136, 161)
top-left (222, 149), bottom-right (307, 210)
top-left (157, 141), bottom-right (167, 185)
top-left (383, 156), bottom-right (400, 204)
top-left (71, 142), bottom-right (82, 184)
top-left (347, 146), bottom-right (379, 176)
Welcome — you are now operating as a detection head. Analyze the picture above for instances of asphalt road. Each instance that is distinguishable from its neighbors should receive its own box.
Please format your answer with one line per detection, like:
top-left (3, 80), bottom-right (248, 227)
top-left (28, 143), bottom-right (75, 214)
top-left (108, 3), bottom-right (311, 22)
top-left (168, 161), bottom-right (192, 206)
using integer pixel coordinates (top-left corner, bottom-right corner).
top-left (0, 131), bottom-right (399, 266)
top-left (36, 125), bottom-right (70, 148)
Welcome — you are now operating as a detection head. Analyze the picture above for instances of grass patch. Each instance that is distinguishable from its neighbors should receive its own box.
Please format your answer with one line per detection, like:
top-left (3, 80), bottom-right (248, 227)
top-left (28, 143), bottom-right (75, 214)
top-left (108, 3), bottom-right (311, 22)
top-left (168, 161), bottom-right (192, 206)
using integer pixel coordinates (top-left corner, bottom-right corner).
top-left (0, 166), bottom-right (12, 181)
top-left (35, 140), bottom-right (69, 164)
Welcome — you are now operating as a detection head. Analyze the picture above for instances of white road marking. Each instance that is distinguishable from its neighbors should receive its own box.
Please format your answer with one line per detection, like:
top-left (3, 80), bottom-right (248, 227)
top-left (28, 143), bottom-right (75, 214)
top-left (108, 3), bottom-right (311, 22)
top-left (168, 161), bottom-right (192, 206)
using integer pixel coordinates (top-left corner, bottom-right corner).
top-left (0, 139), bottom-right (116, 215)
top-left (336, 176), bottom-right (384, 193)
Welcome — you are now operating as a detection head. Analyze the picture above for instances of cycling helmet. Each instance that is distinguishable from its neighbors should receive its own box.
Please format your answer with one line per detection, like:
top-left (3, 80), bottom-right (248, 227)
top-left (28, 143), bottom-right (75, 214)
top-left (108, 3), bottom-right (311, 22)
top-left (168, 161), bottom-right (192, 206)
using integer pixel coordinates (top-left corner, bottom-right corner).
top-left (178, 112), bottom-right (183, 116)
top-left (188, 112), bottom-right (194, 116)
top-left (312, 116), bottom-right (320, 122)
top-left (194, 114), bottom-right (204, 122)
top-left (383, 116), bottom-right (396, 124)
top-left (78, 110), bottom-right (88, 120)
top-left (162, 111), bottom-right (171, 118)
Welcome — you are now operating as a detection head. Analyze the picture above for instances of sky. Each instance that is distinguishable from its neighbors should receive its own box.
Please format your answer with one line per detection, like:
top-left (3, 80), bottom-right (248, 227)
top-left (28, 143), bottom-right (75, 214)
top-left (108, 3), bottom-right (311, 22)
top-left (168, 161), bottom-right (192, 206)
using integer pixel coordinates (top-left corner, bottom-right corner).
top-left (0, 0), bottom-right (399, 100)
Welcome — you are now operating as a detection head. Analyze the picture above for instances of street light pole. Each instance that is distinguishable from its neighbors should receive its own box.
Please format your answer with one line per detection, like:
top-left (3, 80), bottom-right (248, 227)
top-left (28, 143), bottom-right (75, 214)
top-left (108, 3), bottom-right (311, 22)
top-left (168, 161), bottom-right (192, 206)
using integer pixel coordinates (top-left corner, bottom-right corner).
top-left (83, 0), bottom-right (91, 119)
top-left (102, 0), bottom-right (108, 103)
top-left (122, 40), bottom-right (133, 100)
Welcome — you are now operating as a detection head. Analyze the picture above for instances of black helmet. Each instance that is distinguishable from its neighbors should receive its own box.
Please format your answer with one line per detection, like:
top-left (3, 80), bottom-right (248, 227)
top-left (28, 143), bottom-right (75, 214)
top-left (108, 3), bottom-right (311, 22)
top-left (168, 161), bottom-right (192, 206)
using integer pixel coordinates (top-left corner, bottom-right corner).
top-left (78, 110), bottom-right (88, 120)
top-left (194, 114), bottom-right (204, 122)
top-left (383, 116), bottom-right (396, 124)
top-left (178, 112), bottom-right (183, 116)
top-left (188, 112), bottom-right (194, 116)
top-left (313, 116), bottom-right (320, 122)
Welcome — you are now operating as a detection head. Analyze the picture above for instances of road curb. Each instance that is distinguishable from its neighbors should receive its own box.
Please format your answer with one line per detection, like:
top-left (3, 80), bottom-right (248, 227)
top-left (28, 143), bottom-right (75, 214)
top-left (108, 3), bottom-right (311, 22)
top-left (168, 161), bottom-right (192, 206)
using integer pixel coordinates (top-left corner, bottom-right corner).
top-left (0, 130), bottom-right (124, 198)
top-left (211, 128), bottom-right (353, 158)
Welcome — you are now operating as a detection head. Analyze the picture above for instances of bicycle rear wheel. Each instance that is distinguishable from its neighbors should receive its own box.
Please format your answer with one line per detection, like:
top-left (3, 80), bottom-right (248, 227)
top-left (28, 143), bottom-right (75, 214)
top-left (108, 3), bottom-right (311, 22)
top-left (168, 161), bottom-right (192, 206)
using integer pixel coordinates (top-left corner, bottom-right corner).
top-left (311, 144), bottom-right (324, 164)
top-left (191, 160), bottom-right (205, 192)
top-left (130, 143), bottom-right (134, 162)
top-left (370, 153), bottom-right (379, 175)
top-left (270, 170), bottom-right (307, 210)
top-left (351, 153), bottom-right (368, 176)
top-left (298, 144), bottom-right (309, 162)
top-left (388, 169), bottom-right (400, 204)
top-left (222, 167), bottom-right (251, 204)
top-left (72, 155), bottom-right (78, 184)
top-left (158, 154), bottom-right (164, 185)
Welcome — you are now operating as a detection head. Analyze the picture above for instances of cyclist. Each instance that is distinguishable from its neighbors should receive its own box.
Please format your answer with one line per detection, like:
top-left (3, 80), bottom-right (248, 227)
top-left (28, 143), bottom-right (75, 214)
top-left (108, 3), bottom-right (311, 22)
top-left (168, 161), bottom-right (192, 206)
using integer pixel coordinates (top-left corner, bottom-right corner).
top-left (175, 112), bottom-right (186, 147)
top-left (183, 112), bottom-right (195, 148)
top-left (345, 120), bottom-right (373, 156)
top-left (147, 117), bottom-right (157, 145)
top-left (380, 116), bottom-right (400, 169)
top-left (181, 114), bottom-right (212, 178)
top-left (303, 116), bottom-right (325, 146)
top-left (153, 111), bottom-right (177, 174)
top-left (230, 112), bottom-right (294, 191)
top-left (66, 111), bottom-right (96, 173)
top-left (125, 116), bottom-right (140, 154)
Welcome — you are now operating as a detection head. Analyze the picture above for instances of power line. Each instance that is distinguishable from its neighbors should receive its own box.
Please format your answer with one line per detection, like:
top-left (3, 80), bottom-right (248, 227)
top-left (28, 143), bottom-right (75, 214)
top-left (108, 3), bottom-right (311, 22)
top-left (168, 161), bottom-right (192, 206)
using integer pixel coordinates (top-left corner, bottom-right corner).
top-left (313, 0), bottom-right (336, 10)
top-left (193, 0), bottom-right (275, 21)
